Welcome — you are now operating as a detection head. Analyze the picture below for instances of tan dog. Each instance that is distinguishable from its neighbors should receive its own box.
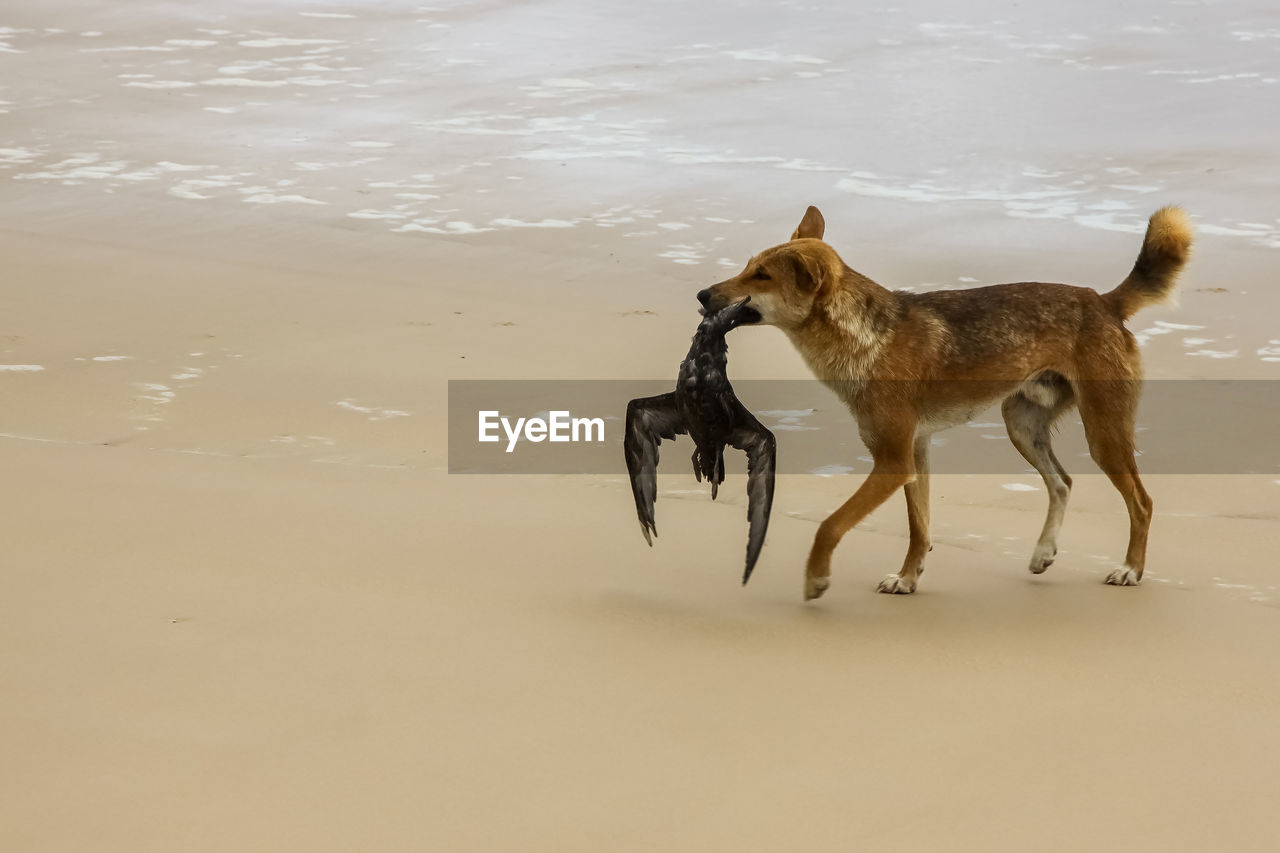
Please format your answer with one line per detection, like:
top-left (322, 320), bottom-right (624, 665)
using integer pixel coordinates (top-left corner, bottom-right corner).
top-left (697, 205), bottom-right (1193, 600)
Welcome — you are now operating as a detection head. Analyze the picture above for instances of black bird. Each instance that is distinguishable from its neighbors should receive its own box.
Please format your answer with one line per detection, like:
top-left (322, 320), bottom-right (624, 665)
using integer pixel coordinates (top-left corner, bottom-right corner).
top-left (624, 297), bottom-right (776, 584)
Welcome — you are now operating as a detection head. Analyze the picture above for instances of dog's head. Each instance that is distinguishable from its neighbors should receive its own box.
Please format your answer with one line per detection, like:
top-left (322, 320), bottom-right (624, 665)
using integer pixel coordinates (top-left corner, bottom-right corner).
top-left (696, 205), bottom-right (843, 331)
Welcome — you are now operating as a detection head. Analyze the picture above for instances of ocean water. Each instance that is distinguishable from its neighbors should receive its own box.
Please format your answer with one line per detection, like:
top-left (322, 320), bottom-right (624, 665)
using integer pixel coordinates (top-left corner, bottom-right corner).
top-left (2, 0), bottom-right (1278, 368)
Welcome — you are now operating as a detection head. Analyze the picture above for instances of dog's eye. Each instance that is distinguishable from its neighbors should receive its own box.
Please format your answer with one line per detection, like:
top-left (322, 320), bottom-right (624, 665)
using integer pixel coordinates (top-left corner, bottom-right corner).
top-left (752, 269), bottom-right (771, 280)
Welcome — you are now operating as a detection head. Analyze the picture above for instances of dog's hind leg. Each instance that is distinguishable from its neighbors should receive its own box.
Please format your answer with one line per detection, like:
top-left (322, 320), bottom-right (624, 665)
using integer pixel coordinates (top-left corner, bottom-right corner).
top-left (1002, 391), bottom-right (1074, 574)
top-left (1075, 379), bottom-right (1152, 586)
top-left (885, 435), bottom-right (933, 592)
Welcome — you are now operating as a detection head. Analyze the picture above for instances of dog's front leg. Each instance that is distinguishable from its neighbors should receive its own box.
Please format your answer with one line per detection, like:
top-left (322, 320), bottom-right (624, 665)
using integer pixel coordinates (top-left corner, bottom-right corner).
top-left (804, 427), bottom-right (916, 601)
top-left (884, 435), bottom-right (933, 594)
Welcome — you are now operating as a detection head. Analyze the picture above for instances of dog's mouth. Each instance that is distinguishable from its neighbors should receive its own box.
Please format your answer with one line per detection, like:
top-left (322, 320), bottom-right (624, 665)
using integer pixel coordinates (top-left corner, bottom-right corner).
top-left (727, 295), bottom-right (763, 325)
top-left (698, 296), bottom-right (762, 325)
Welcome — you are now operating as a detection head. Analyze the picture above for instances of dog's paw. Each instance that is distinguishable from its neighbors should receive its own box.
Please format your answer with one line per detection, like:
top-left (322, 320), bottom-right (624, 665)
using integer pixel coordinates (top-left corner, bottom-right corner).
top-left (1029, 545), bottom-right (1057, 575)
top-left (1105, 566), bottom-right (1141, 586)
top-left (804, 575), bottom-right (830, 601)
top-left (877, 573), bottom-right (917, 595)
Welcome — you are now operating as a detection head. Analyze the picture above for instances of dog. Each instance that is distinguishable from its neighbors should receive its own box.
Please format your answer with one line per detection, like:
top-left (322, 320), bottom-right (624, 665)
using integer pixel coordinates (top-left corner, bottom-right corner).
top-left (696, 204), bottom-right (1193, 600)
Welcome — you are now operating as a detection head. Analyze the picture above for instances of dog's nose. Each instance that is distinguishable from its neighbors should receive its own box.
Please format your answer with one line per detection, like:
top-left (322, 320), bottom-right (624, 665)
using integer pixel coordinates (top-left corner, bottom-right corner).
top-left (696, 288), bottom-right (711, 307)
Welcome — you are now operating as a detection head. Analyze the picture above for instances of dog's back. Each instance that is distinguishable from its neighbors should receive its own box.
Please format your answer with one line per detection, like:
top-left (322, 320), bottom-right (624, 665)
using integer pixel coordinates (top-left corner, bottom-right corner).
top-left (893, 206), bottom-right (1194, 385)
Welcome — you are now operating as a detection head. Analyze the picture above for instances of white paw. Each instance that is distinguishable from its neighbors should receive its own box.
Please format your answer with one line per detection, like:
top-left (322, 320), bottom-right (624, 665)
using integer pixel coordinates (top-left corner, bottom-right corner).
top-left (1029, 544), bottom-right (1057, 575)
top-left (877, 573), bottom-right (917, 595)
top-left (1105, 566), bottom-right (1141, 586)
top-left (804, 575), bottom-right (830, 601)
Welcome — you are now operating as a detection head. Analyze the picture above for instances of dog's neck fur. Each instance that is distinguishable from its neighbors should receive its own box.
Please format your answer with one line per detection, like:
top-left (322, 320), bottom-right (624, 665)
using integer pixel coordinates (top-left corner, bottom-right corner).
top-left (784, 266), bottom-right (900, 386)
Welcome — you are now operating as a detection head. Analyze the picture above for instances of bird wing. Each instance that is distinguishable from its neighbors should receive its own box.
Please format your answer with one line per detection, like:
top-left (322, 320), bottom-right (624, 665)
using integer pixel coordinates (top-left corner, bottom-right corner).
top-left (624, 392), bottom-right (687, 545)
top-left (729, 404), bottom-right (776, 585)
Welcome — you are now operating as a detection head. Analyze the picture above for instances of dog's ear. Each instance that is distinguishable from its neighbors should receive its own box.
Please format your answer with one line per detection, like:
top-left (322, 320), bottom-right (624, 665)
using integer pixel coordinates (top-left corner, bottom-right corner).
top-left (790, 205), bottom-right (826, 241)
top-left (789, 246), bottom-right (828, 293)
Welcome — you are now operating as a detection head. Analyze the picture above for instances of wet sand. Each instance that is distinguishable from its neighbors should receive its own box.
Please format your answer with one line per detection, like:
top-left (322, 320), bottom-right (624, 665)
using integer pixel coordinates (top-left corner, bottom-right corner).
top-left (3, 2), bottom-right (1280, 850)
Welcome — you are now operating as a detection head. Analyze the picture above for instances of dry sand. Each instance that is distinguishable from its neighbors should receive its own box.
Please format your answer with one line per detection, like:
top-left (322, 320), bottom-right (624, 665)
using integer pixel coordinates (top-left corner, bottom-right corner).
top-left (3, 2), bottom-right (1279, 851)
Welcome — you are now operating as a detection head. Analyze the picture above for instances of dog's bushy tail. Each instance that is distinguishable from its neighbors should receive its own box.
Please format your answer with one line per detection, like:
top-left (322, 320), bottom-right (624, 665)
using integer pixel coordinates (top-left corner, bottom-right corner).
top-left (1105, 206), bottom-right (1193, 319)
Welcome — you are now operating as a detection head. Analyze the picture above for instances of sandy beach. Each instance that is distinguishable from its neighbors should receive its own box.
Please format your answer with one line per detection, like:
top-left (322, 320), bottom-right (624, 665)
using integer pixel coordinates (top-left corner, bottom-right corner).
top-left (3, 2), bottom-right (1280, 850)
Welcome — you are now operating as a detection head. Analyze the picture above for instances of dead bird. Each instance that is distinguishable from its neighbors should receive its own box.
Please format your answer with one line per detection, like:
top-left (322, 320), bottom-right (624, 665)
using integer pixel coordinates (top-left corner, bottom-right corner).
top-left (624, 296), bottom-right (776, 584)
